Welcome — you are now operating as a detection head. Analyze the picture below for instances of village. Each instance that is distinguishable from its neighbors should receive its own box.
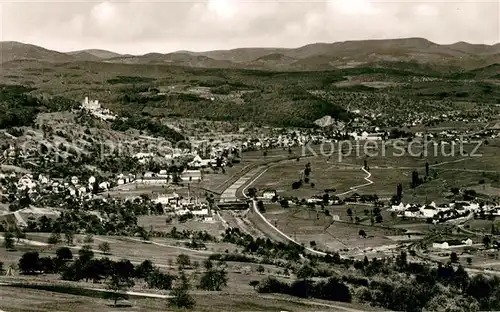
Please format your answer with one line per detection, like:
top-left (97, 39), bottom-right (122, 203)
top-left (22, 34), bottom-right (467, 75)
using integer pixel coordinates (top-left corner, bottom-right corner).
top-left (2, 87), bottom-right (500, 311)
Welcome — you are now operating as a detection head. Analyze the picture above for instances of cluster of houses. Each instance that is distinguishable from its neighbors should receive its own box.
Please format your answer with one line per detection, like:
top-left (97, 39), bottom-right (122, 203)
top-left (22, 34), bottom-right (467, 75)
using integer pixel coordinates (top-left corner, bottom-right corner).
top-left (202, 126), bottom-right (496, 152)
top-left (133, 170), bottom-right (203, 185)
top-left (390, 201), bottom-right (500, 223)
top-left (152, 192), bottom-right (212, 219)
top-left (432, 238), bottom-right (474, 249)
top-left (1, 172), bottom-right (111, 200)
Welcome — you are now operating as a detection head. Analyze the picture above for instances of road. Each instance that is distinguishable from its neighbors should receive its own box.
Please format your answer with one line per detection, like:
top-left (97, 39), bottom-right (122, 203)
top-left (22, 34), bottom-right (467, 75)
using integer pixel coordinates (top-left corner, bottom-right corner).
top-left (222, 156), bottom-right (500, 277)
top-left (217, 158), bottom-right (376, 257)
top-left (337, 167), bottom-right (373, 196)
top-left (236, 163), bottom-right (366, 256)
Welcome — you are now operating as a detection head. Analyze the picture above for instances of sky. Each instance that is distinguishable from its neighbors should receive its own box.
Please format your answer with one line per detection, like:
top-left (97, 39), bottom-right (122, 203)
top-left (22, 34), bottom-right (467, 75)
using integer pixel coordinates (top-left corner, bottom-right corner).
top-left (0, 0), bottom-right (499, 54)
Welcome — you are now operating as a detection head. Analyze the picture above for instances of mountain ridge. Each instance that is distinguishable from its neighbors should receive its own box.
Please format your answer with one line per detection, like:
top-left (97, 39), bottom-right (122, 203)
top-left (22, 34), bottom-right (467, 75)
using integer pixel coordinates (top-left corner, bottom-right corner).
top-left (2, 38), bottom-right (499, 72)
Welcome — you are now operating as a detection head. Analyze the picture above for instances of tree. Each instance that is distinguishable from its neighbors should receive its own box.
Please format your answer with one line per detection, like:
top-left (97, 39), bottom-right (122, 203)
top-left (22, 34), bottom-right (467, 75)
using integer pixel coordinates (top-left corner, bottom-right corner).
top-left (483, 236), bottom-right (492, 248)
top-left (84, 234), bottom-right (94, 244)
top-left (296, 265), bottom-right (314, 280)
top-left (425, 162), bottom-right (429, 176)
top-left (18, 251), bottom-right (40, 275)
top-left (296, 265), bottom-right (315, 298)
top-left (249, 280), bottom-right (259, 290)
top-left (396, 251), bottom-right (407, 269)
top-left (64, 231), bottom-right (74, 245)
top-left (247, 187), bottom-right (257, 198)
top-left (47, 232), bottom-right (61, 245)
top-left (3, 232), bottom-right (14, 250)
top-left (426, 294), bottom-right (479, 312)
top-left (168, 271), bottom-right (195, 309)
top-left (396, 183), bottom-right (403, 202)
top-left (322, 193), bottom-right (329, 205)
top-left (256, 265), bottom-right (265, 274)
top-left (56, 247), bottom-right (73, 261)
top-left (257, 200), bottom-right (265, 212)
top-left (177, 254), bottom-right (191, 269)
top-left (98, 242), bottom-right (111, 255)
top-left (203, 259), bottom-right (213, 270)
top-left (106, 263), bottom-right (135, 306)
top-left (146, 268), bottom-right (175, 290)
top-left (450, 252), bottom-right (459, 263)
top-left (39, 257), bottom-right (55, 274)
top-left (292, 180), bottom-right (302, 190)
top-left (375, 214), bottom-right (383, 223)
top-left (78, 245), bottom-right (94, 263)
top-left (467, 257), bottom-right (472, 265)
top-left (279, 199), bottom-right (289, 208)
top-left (346, 208), bottom-right (353, 217)
top-left (198, 267), bottom-right (228, 291)
top-left (135, 260), bottom-right (154, 279)
top-left (411, 171), bottom-right (420, 188)
top-left (359, 230), bottom-right (367, 238)
top-left (14, 228), bottom-right (25, 243)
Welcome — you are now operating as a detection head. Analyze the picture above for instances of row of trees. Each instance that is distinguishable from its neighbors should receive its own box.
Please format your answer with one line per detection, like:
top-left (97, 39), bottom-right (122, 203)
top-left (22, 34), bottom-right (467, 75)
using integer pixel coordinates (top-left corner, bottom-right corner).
top-left (252, 249), bottom-right (500, 312)
top-left (14, 248), bottom-right (228, 309)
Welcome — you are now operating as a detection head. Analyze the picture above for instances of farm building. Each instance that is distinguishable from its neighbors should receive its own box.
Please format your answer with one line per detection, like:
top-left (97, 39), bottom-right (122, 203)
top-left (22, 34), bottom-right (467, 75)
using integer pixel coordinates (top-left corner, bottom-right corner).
top-left (262, 189), bottom-right (277, 199)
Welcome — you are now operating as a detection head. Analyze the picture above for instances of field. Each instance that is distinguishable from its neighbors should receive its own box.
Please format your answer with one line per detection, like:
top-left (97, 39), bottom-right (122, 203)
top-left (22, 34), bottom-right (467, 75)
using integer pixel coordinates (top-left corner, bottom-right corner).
top-left (0, 285), bottom-right (368, 312)
top-left (250, 141), bottom-right (500, 202)
top-left (232, 140), bottom-right (500, 262)
top-left (256, 204), bottom-right (404, 258)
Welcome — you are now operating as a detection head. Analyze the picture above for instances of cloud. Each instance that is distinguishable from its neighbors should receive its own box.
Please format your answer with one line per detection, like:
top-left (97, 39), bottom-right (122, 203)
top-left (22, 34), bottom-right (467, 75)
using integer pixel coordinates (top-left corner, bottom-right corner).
top-left (0, 0), bottom-right (498, 54)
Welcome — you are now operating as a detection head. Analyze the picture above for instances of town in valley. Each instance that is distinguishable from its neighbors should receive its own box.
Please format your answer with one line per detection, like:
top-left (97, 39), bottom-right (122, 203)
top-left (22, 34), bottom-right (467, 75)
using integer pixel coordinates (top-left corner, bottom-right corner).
top-left (1, 1), bottom-right (500, 311)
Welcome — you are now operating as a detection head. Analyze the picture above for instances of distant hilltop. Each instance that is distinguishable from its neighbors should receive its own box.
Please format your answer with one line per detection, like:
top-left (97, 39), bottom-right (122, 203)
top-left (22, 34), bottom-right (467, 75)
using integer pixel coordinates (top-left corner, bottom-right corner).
top-left (1, 38), bottom-right (499, 71)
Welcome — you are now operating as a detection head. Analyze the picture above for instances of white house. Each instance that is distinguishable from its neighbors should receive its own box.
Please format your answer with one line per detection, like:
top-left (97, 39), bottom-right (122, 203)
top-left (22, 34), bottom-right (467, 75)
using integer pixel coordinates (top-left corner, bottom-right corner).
top-left (188, 155), bottom-right (214, 168)
top-left (117, 173), bottom-right (134, 185)
top-left (390, 202), bottom-right (406, 211)
top-left (153, 192), bottom-right (179, 205)
top-left (191, 208), bottom-right (209, 216)
top-left (432, 242), bottom-right (450, 249)
top-left (421, 205), bottom-right (438, 218)
top-left (38, 174), bottom-right (49, 184)
top-left (99, 181), bottom-right (110, 190)
top-left (462, 238), bottom-right (473, 246)
top-left (78, 186), bottom-right (87, 195)
top-left (17, 174), bottom-right (36, 191)
top-left (262, 190), bottom-right (277, 199)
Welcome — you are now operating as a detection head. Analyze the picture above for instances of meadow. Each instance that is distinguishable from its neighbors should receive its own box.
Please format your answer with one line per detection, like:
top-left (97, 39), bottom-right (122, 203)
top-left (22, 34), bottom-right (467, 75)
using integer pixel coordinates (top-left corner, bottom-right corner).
top-left (249, 140), bottom-right (500, 202)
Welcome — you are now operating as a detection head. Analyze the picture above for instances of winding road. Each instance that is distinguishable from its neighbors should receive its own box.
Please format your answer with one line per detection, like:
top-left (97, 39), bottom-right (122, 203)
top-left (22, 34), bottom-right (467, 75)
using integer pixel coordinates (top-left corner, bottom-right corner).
top-left (337, 167), bottom-right (373, 196)
top-left (226, 158), bottom-right (376, 257)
